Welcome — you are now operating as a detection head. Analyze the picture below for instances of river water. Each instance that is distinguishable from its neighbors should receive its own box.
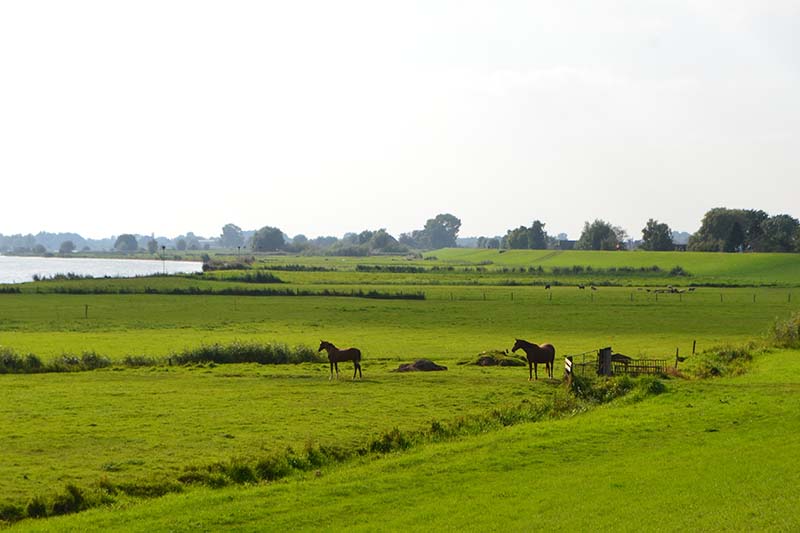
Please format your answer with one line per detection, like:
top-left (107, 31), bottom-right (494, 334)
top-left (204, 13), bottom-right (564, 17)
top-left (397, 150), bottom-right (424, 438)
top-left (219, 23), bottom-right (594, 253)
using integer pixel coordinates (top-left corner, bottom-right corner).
top-left (0, 255), bottom-right (203, 284)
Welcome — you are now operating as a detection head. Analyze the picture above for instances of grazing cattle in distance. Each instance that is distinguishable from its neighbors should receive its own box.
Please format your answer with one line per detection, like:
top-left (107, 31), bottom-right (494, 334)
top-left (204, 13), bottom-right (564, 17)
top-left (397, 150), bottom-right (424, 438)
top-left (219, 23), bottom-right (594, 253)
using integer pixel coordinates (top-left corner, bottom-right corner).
top-left (591, 286), bottom-right (598, 291)
top-left (511, 338), bottom-right (556, 380)
top-left (318, 340), bottom-right (363, 380)
top-left (578, 284), bottom-right (585, 290)
top-left (544, 284), bottom-right (551, 290)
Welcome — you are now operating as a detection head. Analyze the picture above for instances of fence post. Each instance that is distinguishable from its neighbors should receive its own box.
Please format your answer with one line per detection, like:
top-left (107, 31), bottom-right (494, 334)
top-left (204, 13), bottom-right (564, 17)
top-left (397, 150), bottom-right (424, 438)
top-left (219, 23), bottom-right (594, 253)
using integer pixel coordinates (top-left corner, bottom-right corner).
top-left (598, 347), bottom-right (612, 376)
top-left (692, 340), bottom-right (697, 355)
top-left (564, 356), bottom-right (574, 386)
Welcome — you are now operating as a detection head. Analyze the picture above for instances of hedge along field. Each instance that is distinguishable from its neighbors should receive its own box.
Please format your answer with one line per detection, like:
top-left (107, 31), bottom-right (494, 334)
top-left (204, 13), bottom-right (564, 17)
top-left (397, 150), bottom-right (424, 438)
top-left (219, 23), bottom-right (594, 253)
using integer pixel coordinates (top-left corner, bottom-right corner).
top-left (0, 286), bottom-right (796, 362)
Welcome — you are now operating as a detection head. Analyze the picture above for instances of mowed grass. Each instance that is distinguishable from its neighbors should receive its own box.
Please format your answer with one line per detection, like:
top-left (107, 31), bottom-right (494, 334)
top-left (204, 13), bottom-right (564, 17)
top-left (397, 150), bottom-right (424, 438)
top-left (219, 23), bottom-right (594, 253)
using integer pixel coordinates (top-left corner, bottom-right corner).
top-left (0, 363), bottom-right (544, 505)
top-left (430, 248), bottom-right (800, 286)
top-left (0, 287), bottom-right (796, 361)
top-left (18, 350), bottom-right (800, 532)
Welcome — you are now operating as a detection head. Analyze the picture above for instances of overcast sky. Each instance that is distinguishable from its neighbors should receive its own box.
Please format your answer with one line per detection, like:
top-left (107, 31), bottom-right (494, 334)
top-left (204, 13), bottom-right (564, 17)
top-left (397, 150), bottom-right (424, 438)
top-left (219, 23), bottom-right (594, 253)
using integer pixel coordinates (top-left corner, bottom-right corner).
top-left (1, 1), bottom-right (798, 241)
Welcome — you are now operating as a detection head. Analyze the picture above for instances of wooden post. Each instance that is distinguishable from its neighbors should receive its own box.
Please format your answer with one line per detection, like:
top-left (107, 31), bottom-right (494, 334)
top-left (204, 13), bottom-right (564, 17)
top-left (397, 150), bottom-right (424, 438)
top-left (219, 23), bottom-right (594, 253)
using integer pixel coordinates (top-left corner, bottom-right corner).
top-left (483, 292), bottom-right (486, 301)
top-left (720, 293), bottom-right (723, 303)
top-left (549, 291), bottom-right (552, 301)
top-left (692, 340), bottom-right (697, 355)
top-left (753, 294), bottom-right (756, 303)
top-left (598, 347), bottom-right (612, 376)
top-left (674, 347), bottom-right (680, 369)
top-left (511, 292), bottom-right (514, 301)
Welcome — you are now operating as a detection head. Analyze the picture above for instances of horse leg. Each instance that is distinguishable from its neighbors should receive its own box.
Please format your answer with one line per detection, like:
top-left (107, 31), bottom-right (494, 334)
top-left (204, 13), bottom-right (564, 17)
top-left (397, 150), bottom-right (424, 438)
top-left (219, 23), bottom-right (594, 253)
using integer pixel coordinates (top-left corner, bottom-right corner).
top-left (329, 362), bottom-right (334, 381)
top-left (534, 362), bottom-right (539, 380)
top-left (528, 361), bottom-right (533, 381)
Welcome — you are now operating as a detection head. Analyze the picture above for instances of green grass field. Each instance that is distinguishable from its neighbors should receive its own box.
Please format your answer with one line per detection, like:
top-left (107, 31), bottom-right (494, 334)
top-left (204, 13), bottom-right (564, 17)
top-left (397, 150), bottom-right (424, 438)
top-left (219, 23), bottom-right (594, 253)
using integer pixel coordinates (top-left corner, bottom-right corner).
top-left (1, 250), bottom-right (800, 530)
top-left (18, 349), bottom-right (800, 532)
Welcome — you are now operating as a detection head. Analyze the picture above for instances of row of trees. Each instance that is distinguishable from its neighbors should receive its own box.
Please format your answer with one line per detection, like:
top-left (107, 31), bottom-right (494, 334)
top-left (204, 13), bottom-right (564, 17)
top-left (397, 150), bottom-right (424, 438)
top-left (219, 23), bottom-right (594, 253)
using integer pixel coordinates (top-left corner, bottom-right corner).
top-left (244, 214), bottom-right (463, 255)
top-left (689, 208), bottom-right (799, 252)
top-left (477, 208), bottom-right (800, 253)
top-left (6, 208), bottom-right (799, 256)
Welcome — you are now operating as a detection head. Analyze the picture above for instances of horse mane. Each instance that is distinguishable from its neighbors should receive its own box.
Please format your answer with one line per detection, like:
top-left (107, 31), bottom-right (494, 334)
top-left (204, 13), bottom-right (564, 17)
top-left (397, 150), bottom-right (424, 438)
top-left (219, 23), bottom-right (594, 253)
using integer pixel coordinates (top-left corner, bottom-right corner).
top-left (516, 338), bottom-right (537, 349)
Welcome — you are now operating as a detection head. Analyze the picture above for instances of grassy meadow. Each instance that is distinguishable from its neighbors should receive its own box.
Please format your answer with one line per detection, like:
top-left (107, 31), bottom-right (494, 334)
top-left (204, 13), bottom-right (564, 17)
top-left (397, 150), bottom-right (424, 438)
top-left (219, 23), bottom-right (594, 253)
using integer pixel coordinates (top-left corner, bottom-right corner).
top-left (1, 249), bottom-right (800, 530)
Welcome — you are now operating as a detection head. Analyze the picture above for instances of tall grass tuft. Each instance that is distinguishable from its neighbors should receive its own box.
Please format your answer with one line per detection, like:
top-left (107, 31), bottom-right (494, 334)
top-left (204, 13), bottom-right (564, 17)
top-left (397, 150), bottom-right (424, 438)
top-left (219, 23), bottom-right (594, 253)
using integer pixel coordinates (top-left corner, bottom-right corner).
top-left (171, 341), bottom-right (323, 365)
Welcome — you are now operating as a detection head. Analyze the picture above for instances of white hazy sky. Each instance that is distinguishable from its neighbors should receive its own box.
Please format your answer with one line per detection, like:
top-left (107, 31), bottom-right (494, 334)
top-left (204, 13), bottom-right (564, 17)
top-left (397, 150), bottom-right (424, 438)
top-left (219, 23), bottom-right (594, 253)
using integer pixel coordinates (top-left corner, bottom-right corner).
top-left (1, 1), bottom-right (799, 240)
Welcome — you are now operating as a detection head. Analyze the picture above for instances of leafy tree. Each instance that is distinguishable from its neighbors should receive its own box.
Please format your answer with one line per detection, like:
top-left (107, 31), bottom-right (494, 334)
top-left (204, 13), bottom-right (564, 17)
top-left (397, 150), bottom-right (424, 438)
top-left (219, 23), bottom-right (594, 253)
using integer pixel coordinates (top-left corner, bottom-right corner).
top-left (640, 219), bottom-right (674, 251)
top-left (357, 230), bottom-right (374, 245)
top-left (146, 239), bottom-right (158, 254)
top-left (504, 226), bottom-right (530, 249)
top-left (252, 226), bottom-right (285, 252)
top-left (368, 229), bottom-right (400, 251)
top-left (420, 213), bottom-right (462, 249)
top-left (689, 208), bottom-right (769, 252)
top-left (114, 234), bottom-right (138, 253)
top-left (220, 224), bottom-right (244, 248)
top-left (760, 215), bottom-right (799, 252)
top-left (576, 220), bottom-right (627, 251)
top-left (528, 220), bottom-right (548, 249)
top-left (59, 240), bottom-right (76, 254)
top-left (176, 239), bottom-right (187, 251)
top-left (32, 244), bottom-right (47, 254)
top-left (292, 234), bottom-right (308, 246)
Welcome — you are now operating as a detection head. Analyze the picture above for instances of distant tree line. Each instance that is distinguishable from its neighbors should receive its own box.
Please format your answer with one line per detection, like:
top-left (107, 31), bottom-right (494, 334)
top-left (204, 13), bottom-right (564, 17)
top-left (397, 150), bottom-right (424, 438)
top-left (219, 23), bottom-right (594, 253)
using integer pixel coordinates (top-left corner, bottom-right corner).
top-left (473, 208), bottom-right (799, 253)
top-left (688, 208), bottom-right (799, 252)
top-left (3, 207), bottom-right (799, 256)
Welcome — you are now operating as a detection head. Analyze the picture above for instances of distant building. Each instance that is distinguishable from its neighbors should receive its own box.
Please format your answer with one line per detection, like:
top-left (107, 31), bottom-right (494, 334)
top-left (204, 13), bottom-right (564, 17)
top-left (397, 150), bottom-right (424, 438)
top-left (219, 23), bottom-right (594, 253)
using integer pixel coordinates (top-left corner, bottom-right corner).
top-left (558, 240), bottom-right (576, 250)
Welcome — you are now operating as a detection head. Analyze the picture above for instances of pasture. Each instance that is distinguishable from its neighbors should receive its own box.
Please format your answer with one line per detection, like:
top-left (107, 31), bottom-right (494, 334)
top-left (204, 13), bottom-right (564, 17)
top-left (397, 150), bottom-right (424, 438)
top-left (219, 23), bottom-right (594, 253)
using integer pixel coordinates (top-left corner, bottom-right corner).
top-left (1, 249), bottom-right (800, 529)
top-left (22, 349), bottom-right (800, 532)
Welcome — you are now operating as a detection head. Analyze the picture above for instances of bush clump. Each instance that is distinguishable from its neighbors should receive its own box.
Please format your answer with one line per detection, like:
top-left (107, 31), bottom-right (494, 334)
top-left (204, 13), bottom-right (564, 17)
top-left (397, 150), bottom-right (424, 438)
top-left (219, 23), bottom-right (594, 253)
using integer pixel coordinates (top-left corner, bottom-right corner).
top-left (171, 341), bottom-right (323, 365)
top-left (769, 311), bottom-right (800, 348)
top-left (686, 342), bottom-right (759, 378)
top-left (0, 348), bottom-right (43, 374)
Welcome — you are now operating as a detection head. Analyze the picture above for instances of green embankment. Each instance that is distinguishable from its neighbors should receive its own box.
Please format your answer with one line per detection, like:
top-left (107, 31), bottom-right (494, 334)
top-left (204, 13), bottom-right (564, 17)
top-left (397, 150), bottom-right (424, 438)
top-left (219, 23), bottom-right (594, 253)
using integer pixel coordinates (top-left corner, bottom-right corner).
top-left (17, 350), bottom-right (800, 532)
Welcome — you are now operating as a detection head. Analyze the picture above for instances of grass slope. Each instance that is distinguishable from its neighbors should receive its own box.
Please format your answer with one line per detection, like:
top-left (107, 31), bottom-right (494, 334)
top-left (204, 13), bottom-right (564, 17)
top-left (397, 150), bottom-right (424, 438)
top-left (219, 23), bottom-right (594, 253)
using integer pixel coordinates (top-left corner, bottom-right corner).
top-left (18, 350), bottom-right (800, 532)
top-left (430, 248), bottom-right (800, 286)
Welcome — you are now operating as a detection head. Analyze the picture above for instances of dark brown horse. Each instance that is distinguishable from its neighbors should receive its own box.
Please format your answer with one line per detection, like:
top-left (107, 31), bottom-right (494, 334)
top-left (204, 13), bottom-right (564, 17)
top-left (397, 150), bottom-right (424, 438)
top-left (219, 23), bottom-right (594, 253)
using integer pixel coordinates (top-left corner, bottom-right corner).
top-left (511, 338), bottom-right (556, 380)
top-left (318, 340), bottom-right (362, 380)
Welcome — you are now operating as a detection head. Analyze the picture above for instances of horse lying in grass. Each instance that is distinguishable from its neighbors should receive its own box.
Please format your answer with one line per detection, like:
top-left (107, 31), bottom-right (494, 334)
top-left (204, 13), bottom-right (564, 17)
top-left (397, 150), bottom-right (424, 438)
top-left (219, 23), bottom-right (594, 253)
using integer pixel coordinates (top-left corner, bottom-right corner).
top-left (318, 340), bottom-right (362, 380)
top-left (511, 338), bottom-right (556, 380)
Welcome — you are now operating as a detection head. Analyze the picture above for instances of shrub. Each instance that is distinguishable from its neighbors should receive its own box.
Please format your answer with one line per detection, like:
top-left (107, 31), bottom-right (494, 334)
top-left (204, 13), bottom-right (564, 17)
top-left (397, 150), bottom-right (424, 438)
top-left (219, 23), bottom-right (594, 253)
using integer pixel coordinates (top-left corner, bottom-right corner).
top-left (25, 496), bottom-right (48, 518)
top-left (0, 503), bottom-right (25, 523)
top-left (51, 484), bottom-right (85, 516)
top-left (687, 343), bottom-right (758, 378)
top-left (769, 311), bottom-right (800, 348)
top-left (171, 341), bottom-right (323, 366)
top-left (254, 454), bottom-right (293, 481)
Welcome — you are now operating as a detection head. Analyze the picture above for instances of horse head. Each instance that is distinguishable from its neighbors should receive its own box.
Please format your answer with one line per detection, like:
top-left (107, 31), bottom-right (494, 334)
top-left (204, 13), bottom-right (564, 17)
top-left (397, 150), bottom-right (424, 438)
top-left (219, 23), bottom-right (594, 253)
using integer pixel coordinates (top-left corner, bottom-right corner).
top-left (511, 339), bottom-right (524, 353)
top-left (318, 340), bottom-right (331, 352)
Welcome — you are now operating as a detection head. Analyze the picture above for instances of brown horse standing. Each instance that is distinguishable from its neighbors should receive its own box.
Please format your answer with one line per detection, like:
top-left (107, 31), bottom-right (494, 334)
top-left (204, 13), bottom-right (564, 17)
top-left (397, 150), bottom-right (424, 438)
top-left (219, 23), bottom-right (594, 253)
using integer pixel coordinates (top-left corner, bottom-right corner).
top-left (511, 338), bottom-right (556, 380)
top-left (318, 340), bottom-right (362, 380)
